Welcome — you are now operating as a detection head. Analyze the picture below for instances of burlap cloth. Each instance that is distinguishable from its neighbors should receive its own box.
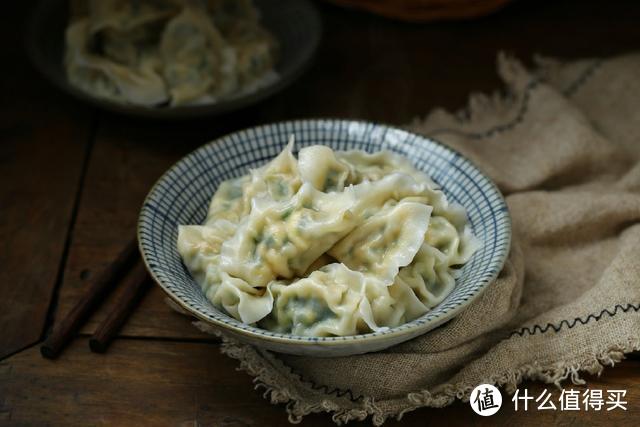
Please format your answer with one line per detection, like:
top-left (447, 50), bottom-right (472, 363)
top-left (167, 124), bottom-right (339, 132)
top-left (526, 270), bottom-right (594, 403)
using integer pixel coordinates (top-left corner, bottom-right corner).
top-left (172, 53), bottom-right (640, 424)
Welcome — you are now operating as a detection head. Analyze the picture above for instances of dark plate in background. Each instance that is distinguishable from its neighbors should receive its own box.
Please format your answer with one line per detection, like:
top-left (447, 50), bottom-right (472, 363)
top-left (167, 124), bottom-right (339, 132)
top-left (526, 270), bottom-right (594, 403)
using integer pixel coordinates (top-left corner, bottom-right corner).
top-left (26, 0), bottom-right (322, 119)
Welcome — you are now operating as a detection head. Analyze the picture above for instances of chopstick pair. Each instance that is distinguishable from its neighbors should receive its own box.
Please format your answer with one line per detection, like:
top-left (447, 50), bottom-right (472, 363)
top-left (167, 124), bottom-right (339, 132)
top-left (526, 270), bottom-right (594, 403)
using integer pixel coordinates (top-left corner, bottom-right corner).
top-left (41, 238), bottom-right (150, 359)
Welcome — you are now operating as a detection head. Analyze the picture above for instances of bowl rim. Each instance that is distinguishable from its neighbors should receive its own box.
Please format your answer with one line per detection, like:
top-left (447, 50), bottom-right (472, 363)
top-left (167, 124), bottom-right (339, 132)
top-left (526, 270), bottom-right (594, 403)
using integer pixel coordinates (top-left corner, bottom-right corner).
top-left (24, 0), bottom-right (323, 120)
top-left (137, 118), bottom-right (512, 346)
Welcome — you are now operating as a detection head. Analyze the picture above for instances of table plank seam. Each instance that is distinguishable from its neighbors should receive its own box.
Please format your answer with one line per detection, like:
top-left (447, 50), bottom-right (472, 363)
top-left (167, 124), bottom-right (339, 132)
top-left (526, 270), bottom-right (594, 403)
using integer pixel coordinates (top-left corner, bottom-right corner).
top-left (37, 113), bottom-right (100, 350)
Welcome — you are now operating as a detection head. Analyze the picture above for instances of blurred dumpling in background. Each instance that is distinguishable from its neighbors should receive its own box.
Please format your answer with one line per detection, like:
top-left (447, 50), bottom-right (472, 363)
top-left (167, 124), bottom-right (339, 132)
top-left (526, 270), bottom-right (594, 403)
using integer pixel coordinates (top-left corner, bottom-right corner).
top-left (64, 0), bottom-right (279, 107)
top-left (160, 5), bottom-right (232, 105)
top-left (65, 19), bottom-right (170, 105)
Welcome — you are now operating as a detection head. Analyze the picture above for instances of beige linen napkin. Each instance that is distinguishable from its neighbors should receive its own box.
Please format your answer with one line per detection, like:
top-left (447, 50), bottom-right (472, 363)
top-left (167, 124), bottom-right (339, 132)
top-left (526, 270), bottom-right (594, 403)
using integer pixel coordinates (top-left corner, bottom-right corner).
top-left (186, 53), bottom-right (640, 424)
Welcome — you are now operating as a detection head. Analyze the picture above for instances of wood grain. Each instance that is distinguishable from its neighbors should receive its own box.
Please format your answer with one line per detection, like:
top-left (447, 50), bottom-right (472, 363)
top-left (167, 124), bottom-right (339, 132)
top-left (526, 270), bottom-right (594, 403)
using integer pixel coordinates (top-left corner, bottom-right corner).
top-left (52, 0), bottom-right (640, 343)
top-left (0, 3), bottom-right (95, 359)
top-left (1, 339), bottom-right (638, 426)
top-left (1, 1), bottom-right (639, 425)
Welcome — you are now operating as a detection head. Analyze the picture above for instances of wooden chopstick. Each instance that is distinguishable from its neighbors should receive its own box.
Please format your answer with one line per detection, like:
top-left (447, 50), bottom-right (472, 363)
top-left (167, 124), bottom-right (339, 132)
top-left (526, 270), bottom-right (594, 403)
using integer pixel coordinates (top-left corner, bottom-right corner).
top-left (89, 261), bottom-right (150, 353)
top-left (40, 238), bottom-right (139, 359)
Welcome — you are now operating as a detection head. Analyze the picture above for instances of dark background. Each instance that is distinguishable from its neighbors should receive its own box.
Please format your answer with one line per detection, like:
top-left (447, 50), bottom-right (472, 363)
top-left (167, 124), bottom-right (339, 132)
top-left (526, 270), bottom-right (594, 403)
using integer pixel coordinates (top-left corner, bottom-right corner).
top-left (1, 0), bottom-right (639, 425)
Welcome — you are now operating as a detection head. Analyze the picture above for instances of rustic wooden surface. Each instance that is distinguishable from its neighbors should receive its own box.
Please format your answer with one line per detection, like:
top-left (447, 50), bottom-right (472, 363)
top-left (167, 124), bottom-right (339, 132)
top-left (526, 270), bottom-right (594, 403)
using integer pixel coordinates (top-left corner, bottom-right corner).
top-left (1, 0), bottom-right (639, 425)
top-left (0, 2), bottom-right (95, 360)
top-left (1, 341), bottom-right (639, 426)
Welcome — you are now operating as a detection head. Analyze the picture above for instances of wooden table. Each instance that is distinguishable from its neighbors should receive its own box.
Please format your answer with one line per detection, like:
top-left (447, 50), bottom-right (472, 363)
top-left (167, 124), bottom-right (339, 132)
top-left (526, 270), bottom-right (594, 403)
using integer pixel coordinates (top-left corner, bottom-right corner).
top-left (1, 0), bottom-right (638, 425)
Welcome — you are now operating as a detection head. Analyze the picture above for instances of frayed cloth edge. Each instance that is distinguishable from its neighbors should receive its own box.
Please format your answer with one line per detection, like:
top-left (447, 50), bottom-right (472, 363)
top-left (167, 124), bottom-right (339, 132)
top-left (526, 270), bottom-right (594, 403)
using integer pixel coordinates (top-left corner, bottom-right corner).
top-left (199, 319), bottom-right (638, 426)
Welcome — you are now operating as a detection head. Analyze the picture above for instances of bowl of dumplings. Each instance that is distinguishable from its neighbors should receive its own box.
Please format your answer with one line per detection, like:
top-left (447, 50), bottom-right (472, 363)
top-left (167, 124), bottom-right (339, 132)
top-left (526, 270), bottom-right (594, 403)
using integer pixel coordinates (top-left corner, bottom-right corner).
top-left (138, 120), bottom-right (512, 356)
top-left (26, 0), bottom-right (322, 119)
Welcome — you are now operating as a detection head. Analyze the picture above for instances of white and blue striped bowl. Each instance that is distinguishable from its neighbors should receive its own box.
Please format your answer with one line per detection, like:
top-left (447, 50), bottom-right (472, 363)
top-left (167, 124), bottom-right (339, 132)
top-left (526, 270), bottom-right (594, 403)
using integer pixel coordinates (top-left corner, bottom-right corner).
top-left (138, 120), bottom-right (511, 357)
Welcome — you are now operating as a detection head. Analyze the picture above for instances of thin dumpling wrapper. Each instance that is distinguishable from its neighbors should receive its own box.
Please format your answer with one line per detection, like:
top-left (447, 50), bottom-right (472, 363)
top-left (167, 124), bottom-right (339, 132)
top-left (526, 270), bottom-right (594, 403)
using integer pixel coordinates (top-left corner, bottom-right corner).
top-left (387, 276), bottom-right (430, 320)
top-left (65, 20), bottom-right (169, 105)
top-left (212, 273), bottom-right (274, 324)
top-left (329, 201), bottom-right (431, 285)
top-left (242, 136), bottom-right (301, 206)
top-left (176, 139), bottom-right (480, 336)
top-left (302, 253), bottom-right (335, 276)
top-left (178, 224), bottom-right (274, 325)
top-left (362, 275), bottom-right (430, 328)
top-left (65, 20), bottom-right (122, 101)
top-left (160, 6), bottom-right (236, 105)
top-left (348, 173), bottom-right (435, 216)
top-left (177, 221), bottom-right (236, 287)
top-left (206, 175), bottom-right (251, 224)
top-left (336, 150), bottom-right (437, 188)
top-left (396, 244), bottom-right (456, 308)
top-left (261, 263), bottom-right (381, 336)
top-left (425, 216), bottom-right (480, 266)
top-left (298, 145), bottom-right (353, 192)
top-left (206, 138), bottom-right (301, 224)
top-left (218, 182), bottom-right (358, 286)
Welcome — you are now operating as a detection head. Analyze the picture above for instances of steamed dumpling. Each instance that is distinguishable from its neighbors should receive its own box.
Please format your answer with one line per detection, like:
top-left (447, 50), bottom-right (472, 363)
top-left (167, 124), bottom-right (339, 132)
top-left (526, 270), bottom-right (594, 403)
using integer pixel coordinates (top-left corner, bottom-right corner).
top-left (298, 145), bottom-right (353, 192)
top-left (218, 182), bottom-right (359, 286)
top-left (177, 138), bottom-right (480, 336)
top-left (65, 20), bottom-right (169, 105)
top-left (160, 6), bottom-right (235, 105)
top-left (329, 201), bottom-right (431, 284)
top-left (64, 0), bottom-right (278, 107)
top-left (260, 264), bottom-right (369, 336)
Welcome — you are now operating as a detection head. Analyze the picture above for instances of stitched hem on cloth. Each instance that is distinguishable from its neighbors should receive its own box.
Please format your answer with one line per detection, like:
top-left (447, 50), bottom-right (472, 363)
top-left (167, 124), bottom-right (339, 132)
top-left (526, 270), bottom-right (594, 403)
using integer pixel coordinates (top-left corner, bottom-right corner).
top-left (170, 53), bottom-right (638, 425)
top-left (213, 331), bottom-right (639, 425)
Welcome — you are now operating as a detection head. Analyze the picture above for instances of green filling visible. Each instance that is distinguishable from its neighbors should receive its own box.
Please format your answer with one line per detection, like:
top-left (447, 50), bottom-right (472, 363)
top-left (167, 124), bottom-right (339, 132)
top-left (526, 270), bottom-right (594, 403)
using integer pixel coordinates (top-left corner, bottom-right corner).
top-left (264, 235), bottom-right (276, 249)
top-left (322, 169), bottom-right (343, 192)
top-left (281, 207), bottom-right (293, 220)
top-left (258, 296), bottom-right (336, 335)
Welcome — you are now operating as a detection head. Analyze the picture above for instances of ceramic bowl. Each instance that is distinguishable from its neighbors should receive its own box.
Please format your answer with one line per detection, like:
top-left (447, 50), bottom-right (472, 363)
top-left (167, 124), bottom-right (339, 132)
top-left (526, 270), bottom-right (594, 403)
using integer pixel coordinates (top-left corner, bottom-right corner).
top-left (26, 0), bottom-right (322, 119)
top-left (138, 120), bottom-right (511, 356)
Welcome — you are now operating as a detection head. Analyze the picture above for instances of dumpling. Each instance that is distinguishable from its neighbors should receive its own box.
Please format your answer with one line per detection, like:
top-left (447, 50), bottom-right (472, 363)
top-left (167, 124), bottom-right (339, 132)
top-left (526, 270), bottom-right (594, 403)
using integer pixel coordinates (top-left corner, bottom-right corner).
top-left (298, 145), bottom-right (353, 192)
top-left (176, 140), bottom-right (480, 336)
top-left (337, 150), bottom-right (437, 188)
top-left (425, 215), bottom-right (479, 265)
top-left (396, 216), bottom-right (480, 308)
top-left (328, 201), bottom-right (431, 284)
top-left (217, 182), bottom-right (359, 286)
top-left (160, 6), bottom-right (236, 105)
top-left (206, 175), bottom-right (251, 224)
top-left (243, 136), bottom-right (301, 205)
top-left (211, 273), bottom-right (274, 324)
top-left (206, 0), bottom-right (278, 92)
top-left (65, 0), bottom-right (279, 107)
top-left (178, 220), bottom-right (274, 325)
top-left (259, 264), bottom-right (380, 336)
top-left (260, 262), bottom-right (436, 336)
top-left (347, 172), bottom-right (437, 217)
top-left (65, 19), bottom-right (169, 105)
top-left (177, 220), bottom-right (236, 288)
top-left (89, 0), bottom-right (178, 66)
